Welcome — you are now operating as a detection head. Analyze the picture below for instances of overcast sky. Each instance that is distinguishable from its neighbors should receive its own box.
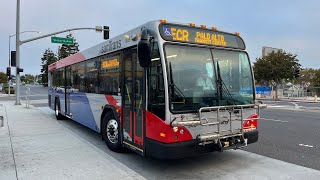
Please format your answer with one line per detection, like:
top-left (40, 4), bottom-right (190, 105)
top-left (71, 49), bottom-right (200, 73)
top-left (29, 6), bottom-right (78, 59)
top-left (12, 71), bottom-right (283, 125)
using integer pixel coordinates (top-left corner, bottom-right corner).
top-left (0, 0), bottom-right (319, 75)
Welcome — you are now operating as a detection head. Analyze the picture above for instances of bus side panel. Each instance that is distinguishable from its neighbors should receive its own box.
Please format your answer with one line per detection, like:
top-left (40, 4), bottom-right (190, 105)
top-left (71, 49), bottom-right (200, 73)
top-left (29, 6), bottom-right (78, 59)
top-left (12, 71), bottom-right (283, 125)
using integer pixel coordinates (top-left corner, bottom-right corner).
top-left (69, 91), bottom-right (97, 131)
top-left (68, 93), bottom-right (121, 133)
top-left (85, 94), bottom-right (122, 133)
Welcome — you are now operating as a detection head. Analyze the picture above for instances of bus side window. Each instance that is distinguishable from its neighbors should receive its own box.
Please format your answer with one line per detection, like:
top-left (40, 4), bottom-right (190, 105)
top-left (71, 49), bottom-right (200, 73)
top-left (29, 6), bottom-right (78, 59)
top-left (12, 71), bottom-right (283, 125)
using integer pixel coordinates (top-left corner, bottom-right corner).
top-left (99, 54), bottom-right (121, 95)
top-left (148, 42), bottom-right (165, 120)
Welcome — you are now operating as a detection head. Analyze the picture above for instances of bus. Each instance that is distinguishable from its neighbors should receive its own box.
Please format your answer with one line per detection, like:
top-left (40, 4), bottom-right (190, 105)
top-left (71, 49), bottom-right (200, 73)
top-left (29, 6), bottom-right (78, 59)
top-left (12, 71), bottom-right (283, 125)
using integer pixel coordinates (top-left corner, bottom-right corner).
top-left (48, 20), bottom-right (262, 159)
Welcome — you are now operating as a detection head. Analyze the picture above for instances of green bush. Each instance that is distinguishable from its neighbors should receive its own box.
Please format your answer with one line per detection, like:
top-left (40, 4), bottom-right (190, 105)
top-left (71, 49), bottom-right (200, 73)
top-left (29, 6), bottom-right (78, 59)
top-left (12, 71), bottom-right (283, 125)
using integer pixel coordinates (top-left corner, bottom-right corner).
top-left (2, 84), bottom-right (15, 94)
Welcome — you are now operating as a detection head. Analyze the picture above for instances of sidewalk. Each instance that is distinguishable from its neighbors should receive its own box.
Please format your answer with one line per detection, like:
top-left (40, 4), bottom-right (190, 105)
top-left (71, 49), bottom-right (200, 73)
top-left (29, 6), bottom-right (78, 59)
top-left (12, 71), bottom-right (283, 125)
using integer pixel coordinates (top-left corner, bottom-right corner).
top-left (0, 100), bottom-right (144, 180)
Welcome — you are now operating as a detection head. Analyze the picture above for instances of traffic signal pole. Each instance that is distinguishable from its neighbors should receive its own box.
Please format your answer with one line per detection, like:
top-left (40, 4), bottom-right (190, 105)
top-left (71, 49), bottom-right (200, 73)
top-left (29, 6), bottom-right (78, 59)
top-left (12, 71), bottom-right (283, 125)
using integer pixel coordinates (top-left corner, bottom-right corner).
top-left (15, 0), bottom-right (20, 104)
top-left (8, 35), bottom-right (11, 96)
top-left (15, 0), bottom-right (107, 105)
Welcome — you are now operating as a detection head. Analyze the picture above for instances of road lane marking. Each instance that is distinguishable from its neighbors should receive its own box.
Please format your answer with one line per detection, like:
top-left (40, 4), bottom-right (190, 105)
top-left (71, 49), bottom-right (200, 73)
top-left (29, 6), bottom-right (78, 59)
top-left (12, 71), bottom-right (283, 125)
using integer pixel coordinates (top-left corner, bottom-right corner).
top-left (299, 144), bottom-right (314, 148)
top-left (289, 102), bottom-right (300, 109)
top-left (259, 118), bottom-right (289, 123)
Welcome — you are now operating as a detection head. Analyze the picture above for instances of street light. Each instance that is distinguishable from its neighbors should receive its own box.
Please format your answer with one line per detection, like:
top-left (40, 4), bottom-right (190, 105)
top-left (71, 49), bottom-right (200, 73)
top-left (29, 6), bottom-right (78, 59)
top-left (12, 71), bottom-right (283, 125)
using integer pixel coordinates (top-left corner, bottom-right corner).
top-left (8, 31), bottom-right (40, 96)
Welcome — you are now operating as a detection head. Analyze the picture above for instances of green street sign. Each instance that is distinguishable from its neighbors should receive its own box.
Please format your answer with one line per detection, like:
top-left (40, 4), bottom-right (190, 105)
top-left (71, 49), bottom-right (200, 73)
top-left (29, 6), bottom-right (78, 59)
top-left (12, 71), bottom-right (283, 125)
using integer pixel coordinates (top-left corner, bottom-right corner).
top-left (51, 36), bottom-right (74, 45)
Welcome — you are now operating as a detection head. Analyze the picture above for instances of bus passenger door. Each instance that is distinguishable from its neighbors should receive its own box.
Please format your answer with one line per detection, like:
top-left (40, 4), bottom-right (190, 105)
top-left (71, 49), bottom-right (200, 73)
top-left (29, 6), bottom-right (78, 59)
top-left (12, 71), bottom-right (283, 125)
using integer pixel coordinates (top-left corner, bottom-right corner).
top-left (122, 48), bottom-right (145, 155)
top-left (65, 67), bottom-right (71, 116)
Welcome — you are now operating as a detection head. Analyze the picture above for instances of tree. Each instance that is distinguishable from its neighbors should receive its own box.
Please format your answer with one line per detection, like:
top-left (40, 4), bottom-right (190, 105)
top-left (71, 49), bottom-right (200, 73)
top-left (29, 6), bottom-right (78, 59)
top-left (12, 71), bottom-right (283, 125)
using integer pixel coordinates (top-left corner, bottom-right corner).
top-left (40, 49), bottom-right (57, 85)
top-left (57, 33), bottom-right (80, 60)
top-left (313, 70), bottom-right (320, 87)
top-left (253, 50), bottom-right (300, 99)
top-left (0, 72), bottom-right (7, 84)
top-left (24, 74), bottom-right (35, 84)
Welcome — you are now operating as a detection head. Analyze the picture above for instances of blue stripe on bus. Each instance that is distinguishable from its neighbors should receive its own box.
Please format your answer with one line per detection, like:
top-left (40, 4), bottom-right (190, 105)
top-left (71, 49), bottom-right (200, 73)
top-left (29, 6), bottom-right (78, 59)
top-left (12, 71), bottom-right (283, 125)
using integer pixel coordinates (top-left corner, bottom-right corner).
top-left (69, 92), bottom-right (97, 131)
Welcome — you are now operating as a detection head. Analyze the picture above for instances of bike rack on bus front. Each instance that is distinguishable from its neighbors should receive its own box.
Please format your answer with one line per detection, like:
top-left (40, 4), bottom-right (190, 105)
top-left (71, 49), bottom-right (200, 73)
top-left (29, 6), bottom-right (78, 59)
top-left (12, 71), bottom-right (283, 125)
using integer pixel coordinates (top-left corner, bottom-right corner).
top-left (171, 104), bottom-right (262, 145)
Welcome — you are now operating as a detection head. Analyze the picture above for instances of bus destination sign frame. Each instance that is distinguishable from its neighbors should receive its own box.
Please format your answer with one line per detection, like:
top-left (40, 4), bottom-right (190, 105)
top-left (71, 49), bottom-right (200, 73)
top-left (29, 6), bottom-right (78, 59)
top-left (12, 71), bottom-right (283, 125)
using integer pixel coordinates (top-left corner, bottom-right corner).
top-left (159, 24), bottom-right (245, 50)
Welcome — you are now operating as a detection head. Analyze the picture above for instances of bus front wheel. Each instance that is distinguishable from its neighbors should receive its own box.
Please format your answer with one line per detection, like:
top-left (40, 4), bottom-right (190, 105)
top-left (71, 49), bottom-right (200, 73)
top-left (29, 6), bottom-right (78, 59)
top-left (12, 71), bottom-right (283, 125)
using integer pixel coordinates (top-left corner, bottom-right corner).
top-left (102, 112), bottom-right (125, 152)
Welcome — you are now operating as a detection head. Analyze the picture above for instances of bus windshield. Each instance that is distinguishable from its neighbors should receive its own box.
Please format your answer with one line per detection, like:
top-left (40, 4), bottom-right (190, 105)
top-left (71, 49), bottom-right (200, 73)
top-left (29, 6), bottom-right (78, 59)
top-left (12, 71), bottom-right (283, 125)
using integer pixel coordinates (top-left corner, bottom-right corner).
top-left (165, 44), bottom-right (254, 112)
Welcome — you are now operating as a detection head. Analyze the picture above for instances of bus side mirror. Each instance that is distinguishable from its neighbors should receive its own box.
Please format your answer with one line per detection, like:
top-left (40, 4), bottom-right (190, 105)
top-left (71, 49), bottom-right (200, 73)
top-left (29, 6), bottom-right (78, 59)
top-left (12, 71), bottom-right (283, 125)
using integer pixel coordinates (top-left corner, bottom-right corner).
top-left (138, 28), bottom-right (151, 68)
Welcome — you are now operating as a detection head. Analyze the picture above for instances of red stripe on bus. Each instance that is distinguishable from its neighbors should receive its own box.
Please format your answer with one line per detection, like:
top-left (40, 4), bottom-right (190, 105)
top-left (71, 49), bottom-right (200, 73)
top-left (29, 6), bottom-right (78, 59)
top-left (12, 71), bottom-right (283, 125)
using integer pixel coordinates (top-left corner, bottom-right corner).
top-left (49, 52), bottom-right (86, 71)
top-left (146, 111), bottom-right (192, 143)
top-left (134, 111), bottom-right (144, 145)
top-left (105, 95), bottom-right (117, 106)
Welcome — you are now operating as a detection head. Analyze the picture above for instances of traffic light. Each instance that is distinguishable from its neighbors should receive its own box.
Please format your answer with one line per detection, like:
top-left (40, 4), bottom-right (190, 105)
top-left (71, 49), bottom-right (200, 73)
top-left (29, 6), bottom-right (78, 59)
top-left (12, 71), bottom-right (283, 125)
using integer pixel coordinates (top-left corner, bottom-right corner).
top-left (103, 26), bottom-right (109, 40)
top-left (17, 67), bottom-right (23, 73)
top-left (6, 67), bottom-right (11, 77)
top-left (11, 51), bottom-right (16, 67)
top-left (293, 68), bottom-right (300, 78)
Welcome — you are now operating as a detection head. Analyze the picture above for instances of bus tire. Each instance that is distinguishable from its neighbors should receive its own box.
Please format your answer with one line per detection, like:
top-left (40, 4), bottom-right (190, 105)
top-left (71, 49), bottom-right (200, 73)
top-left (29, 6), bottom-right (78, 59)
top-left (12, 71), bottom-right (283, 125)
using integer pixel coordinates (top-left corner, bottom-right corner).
top-left (102, 112), bottom-right (125, 152)
top-left (54, 99), bottom-right (64, 120)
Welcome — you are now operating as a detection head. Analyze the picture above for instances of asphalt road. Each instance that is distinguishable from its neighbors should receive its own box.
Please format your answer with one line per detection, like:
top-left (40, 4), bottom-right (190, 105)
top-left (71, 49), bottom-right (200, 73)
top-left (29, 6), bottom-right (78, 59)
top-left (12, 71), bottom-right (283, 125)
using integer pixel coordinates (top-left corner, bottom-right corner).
top-left (262, 100), bottom-right (320, 111)
top-left (245, 108), bottom-right (320, 170)
top-left (20, 84), bottom-right (48, 100)
top-left (3, 85), bottom-right (50, 107)
top-left (7, 86), bottom-right (320, 171)
top-left (36, 107), bottom-right (320, 179)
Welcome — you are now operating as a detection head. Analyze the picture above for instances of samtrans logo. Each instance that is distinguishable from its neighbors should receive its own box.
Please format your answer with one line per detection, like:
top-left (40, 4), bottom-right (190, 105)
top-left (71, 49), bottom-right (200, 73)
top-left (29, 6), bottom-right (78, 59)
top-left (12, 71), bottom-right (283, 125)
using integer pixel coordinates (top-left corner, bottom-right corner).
top-left (100, 40), bottom-right (121, 54)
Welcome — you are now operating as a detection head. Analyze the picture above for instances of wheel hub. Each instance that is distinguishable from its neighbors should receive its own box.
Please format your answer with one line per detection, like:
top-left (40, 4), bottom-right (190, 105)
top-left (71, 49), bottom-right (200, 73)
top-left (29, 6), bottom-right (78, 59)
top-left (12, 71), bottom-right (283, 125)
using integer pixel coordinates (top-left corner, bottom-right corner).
top-left (106, 119), bottom-right (118, 144)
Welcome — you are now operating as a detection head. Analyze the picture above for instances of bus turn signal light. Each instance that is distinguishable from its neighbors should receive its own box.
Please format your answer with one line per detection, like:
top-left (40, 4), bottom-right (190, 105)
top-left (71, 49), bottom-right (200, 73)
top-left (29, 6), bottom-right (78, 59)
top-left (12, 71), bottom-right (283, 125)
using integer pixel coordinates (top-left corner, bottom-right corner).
top-left (212, 27), bottom-right (217, 31)
top-left (200, 25), bottom-right (206, 29)
top-left (235, 32), bottom-right (240, 36)
top-left (160, 19), bottom-right (167, 23)
top-left (160, 133), bottom-right (166, 137)
top-left (243, 114), bottom-right (258, 130)
top-left (189, 23), bottom-right (195, 27)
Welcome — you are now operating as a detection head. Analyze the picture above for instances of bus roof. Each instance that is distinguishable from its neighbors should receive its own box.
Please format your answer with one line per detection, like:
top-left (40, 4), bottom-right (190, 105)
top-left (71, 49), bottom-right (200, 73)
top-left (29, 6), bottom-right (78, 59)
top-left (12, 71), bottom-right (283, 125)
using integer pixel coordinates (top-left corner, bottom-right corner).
top-left (48, 20), bottom-right (160, 71)
top-left (49, 20), bottom-right (246, 71)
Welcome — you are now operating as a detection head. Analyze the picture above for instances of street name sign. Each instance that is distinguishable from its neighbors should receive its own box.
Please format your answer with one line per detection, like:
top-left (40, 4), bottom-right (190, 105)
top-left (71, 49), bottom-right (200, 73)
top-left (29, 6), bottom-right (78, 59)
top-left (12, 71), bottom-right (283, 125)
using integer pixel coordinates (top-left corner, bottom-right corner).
top-left (51, 37), bottom-right (74, 45)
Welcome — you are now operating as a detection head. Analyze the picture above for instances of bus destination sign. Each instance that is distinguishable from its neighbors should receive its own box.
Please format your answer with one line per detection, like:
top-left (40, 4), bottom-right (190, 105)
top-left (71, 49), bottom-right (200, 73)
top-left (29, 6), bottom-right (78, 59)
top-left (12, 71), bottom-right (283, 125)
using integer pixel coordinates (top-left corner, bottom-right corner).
top-left (101, 58), bottom-right (119, 69)
top-left (159, 24), bottom-right (245, 50)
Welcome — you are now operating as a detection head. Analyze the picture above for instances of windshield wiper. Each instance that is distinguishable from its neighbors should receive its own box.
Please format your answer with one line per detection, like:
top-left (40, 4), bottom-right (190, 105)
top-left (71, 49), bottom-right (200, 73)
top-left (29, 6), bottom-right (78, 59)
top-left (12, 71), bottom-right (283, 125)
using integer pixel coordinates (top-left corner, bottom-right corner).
top-left (169, 62), bottom-right (199, 116)
top-left (216, 61), bottom-right (237, 106)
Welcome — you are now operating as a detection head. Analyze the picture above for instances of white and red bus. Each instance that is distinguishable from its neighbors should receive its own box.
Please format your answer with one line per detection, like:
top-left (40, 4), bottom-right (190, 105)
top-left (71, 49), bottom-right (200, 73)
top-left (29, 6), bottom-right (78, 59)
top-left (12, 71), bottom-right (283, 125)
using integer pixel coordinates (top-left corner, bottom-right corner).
top-left (48, 20), bottom-right (262, 159)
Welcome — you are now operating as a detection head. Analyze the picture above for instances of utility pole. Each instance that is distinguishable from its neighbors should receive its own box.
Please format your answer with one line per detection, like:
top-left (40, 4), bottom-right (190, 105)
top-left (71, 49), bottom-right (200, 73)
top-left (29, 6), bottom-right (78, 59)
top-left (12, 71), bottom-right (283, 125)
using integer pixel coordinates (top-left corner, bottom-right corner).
top-left (15, 0), bottom-right (21, 105)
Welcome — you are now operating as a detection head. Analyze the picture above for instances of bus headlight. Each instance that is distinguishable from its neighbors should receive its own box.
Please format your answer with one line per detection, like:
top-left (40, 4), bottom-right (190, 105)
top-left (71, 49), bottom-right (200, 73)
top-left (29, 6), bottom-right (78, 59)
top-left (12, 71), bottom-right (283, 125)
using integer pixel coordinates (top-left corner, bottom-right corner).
top-left (173, 127), bottom-right (178, 132)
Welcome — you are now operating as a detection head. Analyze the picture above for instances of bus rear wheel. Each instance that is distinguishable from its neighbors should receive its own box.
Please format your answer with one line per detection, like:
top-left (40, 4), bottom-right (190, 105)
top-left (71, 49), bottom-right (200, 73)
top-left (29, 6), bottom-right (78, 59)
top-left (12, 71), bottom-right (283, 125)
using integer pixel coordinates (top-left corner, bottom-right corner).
top-left (102, 112), bottom-right (125, 152)
top-left (54, 99), bottom-right (64, 120)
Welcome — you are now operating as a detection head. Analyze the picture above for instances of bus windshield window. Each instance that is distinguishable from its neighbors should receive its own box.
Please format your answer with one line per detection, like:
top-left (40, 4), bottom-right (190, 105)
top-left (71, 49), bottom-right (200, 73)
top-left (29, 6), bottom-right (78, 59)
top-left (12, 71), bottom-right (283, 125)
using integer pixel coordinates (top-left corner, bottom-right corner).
top-left (165, 44), bottom-right (218, 112)
top-left (165, 44), bottom-right (254, 112)
top-left (212, 49), bottom-right (254, 105)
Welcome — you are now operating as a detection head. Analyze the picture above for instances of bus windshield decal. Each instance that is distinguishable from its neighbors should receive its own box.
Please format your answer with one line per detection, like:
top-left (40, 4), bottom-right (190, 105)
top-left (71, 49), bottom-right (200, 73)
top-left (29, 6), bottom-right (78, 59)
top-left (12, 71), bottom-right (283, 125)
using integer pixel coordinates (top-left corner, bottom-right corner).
top-left (160, 24), bottom-right (245, 49)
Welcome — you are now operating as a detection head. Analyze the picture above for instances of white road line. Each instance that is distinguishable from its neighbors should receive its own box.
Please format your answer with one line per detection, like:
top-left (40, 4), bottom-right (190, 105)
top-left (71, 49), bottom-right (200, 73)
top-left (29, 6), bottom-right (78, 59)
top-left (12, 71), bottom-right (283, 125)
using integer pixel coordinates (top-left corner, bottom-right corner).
top-left (290, 102), bottom-right (300, 109)
top-left (299, 144), bottom-right (314, 148)
top-left (259, 118), bottom-right (289, 123)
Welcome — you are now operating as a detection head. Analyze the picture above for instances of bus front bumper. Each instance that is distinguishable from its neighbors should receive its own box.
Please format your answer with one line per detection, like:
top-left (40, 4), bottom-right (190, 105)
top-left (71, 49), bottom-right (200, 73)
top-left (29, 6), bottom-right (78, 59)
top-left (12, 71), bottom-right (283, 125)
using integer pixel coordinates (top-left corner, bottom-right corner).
top-left (146, 130), bottom-right (258, 159)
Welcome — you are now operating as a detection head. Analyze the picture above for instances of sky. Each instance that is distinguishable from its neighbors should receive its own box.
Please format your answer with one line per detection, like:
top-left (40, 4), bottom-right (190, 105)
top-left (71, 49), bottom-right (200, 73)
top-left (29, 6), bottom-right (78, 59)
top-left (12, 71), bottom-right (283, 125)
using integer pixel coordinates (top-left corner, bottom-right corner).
top-left (0, 0), bottom-right (319, 75)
